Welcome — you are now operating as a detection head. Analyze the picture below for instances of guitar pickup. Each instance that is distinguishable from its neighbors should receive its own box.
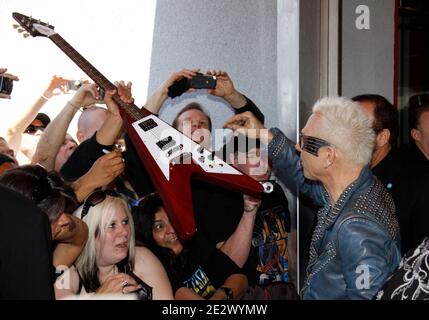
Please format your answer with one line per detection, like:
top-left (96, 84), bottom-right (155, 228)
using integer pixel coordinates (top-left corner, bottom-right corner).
top-left (139, 118), bottom-right (158, 132)
top-left (156, 136), bottom-right (176, 151)
top-left (167, 144), bottom-right (184, 157)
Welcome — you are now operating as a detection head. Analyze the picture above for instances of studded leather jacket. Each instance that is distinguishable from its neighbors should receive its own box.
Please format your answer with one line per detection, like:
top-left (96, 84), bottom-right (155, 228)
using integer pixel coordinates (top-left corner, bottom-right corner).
top-left (268, 128), bottom-right (401, 300)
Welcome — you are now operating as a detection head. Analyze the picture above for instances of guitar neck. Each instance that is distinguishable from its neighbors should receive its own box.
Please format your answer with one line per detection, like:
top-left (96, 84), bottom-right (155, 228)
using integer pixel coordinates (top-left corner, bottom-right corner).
top-left (49, 33), bottom-right (148, 120)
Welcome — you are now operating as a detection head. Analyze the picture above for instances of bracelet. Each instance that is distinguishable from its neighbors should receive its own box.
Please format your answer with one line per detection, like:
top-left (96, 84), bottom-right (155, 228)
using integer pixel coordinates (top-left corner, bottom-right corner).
top-left (244, 205), bottom-right (259, 213)
top-left (41, 95), bottom-right (50, 101)
top-left (67, 100), bottom-right (81, 110)
top-left (218, 287), bottom-right (233, 300)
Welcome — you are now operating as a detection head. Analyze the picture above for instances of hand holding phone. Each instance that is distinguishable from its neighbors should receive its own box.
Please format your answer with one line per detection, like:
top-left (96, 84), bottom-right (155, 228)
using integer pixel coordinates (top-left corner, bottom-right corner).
top-left (167, 72), bottom-right (217, 98)
top-left (168, 77), bottom-right (191, 98)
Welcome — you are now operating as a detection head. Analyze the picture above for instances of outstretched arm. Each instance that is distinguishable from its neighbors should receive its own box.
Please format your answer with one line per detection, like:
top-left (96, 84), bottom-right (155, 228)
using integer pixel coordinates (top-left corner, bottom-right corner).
top-left (206, 69), bottom-right (247, 108)
top-left (217, 194), bottom-right (261, 268)
top-left (53, 215), bottom-right (88, 268)
top-left (95, 87), bottom-right (128, 146)
top-left (32, 83), bottom-right (100, 170)
top-left (224, 112), bottom-right (326, 204)
top-left (0, 68), bottom-right (19, 99)
top-left (72, 150), bottom-right (125, 202)
top-left (144, 69), bottom-right (198, 114)
top-left (206, 69), bottom-right (265, 123)
top-left (4, 76), bottom-right (66, 152)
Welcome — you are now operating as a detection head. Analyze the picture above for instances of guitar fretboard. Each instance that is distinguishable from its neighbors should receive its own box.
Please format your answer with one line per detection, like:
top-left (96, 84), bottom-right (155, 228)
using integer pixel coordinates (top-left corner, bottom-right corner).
top-left (50, 33), bottom-right (148, 121)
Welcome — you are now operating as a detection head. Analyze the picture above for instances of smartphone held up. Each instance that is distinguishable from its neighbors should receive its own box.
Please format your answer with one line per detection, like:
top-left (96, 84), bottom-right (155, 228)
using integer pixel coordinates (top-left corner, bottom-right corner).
top-left (168, 72), bottom-right (217, 98)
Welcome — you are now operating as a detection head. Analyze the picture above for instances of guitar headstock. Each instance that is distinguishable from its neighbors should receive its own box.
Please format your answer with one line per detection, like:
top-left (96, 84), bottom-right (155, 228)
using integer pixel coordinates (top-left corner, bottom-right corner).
top-left (12, 12), bottom-right (55, 38)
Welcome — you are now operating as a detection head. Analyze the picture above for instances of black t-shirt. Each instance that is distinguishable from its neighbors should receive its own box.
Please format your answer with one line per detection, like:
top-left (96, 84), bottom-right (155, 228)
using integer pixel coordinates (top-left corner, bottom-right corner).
top-left (371, 148), bottom-right (403, 193)
top-left (166, 248), bottom-right (242, 298)
top-left (0, 186), bottom-right (54, 300)
top-left (371, 146), bottom-right (429, 253)
top-left (60, 133), bottom-right (113, 182)
top-left (250, 183), bottom-right (291, 285)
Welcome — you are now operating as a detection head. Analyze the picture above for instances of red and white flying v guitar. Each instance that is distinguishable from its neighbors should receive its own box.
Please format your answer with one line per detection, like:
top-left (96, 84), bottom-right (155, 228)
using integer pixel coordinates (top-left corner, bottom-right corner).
top-left (13, 12), bottom-right (263, 240)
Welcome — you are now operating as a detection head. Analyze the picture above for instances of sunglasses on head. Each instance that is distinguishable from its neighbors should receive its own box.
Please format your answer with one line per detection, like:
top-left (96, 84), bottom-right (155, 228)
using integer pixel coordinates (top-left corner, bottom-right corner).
top-left (299, 133), bottom-right (334, 157)
top-left (25, 124), bottom-right (46, 134)
top-left (81, 189), bottom-right (120, 220)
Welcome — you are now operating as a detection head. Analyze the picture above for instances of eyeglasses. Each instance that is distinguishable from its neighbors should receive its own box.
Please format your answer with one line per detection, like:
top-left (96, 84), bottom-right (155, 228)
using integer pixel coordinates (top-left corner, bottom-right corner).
top-left (299, 133), bottom-right (334, 157)
top-left (81, 189), bottom-right (119, 220)
top-left (25, 124), bottom-right (46, 134)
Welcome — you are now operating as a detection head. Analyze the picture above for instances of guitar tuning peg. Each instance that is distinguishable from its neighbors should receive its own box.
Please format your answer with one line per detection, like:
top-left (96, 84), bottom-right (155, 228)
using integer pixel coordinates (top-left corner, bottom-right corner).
top-left (13, 24), bottom-right (20, 29)
top-left (23, 33), bottom-right (30, 38)
top-left (17, 28), bottom-right (25, 33)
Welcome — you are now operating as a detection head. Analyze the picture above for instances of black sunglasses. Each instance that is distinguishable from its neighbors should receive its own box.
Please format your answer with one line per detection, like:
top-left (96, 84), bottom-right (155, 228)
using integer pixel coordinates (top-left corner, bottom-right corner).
top-left (25, 124), bottom-right (46, 134)
top-left (81, 189), bottom-right (120, 220)
top-left (299, 133), bottom-right (334, 157)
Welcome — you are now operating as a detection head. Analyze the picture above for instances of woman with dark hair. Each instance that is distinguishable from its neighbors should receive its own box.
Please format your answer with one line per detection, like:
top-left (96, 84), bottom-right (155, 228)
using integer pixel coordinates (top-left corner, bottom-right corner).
top-left (0, 164), bottom-right (88, 269)
top-left (132, 192), bottom-right (255, 300)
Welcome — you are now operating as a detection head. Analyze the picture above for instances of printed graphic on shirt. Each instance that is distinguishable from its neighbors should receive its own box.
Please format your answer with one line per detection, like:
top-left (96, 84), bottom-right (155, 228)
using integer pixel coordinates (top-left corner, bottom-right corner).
top-left (182, 266), bottom-right (216, 298)
top-left (252, 205), bottom-right (289, 285)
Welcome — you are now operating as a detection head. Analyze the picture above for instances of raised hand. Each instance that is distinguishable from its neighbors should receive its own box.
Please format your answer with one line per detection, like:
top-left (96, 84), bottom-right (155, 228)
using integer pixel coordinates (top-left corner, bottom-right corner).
top-left (144, 68), bottom-right (199, 114)
top-left (0, 68), bottom-right (19, 80)
top-left (162, 68), bottom-right (199, 96)
top-left (224, 111), bottom-right (265, 136)
top-left (90, 150), bottom-right (125, 187)
top-left (115, 80), bottom-right (134, 104)
top-left (243, 194), bottom-right (262, 214)
top-left (103, 88), bottom-right (121, 116)
top-left (206, 69), bottom-right (246, 108)
top-left (69, 83), bottom-right (102, 109)
top-left (42, 75), bottom-right (69, 98)
top-left (0, 68), bottom-right (19, 99)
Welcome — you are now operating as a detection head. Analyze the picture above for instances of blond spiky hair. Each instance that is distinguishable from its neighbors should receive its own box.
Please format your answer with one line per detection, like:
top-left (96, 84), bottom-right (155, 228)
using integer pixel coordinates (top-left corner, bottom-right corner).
top-left (312, 96), bottom-right (375, 166)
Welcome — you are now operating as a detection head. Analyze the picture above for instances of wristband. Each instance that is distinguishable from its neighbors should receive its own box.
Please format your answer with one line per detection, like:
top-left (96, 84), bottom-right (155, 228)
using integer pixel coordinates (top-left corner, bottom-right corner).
top-left (218, 286), bottom-right (233, 300)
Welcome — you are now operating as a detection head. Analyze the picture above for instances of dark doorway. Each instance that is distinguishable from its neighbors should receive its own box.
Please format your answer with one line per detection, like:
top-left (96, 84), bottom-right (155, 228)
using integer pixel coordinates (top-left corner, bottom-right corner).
top-left (398, 0), bottom-right (429, 143)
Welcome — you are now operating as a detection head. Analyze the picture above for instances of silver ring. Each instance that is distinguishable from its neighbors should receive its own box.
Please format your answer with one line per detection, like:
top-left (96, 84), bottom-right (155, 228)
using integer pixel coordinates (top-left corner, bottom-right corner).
top-left (121, 280), bottom-right (128, 288)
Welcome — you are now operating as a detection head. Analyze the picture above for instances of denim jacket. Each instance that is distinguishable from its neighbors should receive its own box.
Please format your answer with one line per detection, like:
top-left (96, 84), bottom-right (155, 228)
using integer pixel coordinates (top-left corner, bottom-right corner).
top-left (268, 128), bottom-right (401, 300)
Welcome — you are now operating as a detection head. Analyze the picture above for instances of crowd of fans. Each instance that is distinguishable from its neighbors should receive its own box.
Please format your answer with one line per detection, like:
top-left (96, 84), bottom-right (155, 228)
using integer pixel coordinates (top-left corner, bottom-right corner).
top-left (1, 66), bottom-right (428, 300)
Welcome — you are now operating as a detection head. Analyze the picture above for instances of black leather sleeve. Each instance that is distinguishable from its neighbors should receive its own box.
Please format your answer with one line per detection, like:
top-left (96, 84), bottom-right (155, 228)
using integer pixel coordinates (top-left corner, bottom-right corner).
top-left (234, 95), bottom-right (265, 124)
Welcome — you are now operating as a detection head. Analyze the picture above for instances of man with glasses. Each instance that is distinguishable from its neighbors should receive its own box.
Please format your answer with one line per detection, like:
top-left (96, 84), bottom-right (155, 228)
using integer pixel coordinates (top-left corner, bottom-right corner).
top-left (25, 113), bottom-right (51, 135)
top-left (224, 96), bottom-right (401, 300)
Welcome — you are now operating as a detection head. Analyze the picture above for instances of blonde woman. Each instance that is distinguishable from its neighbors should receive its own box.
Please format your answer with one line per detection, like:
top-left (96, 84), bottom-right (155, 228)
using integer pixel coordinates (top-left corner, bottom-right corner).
top-left (55, 190), bottom-right (173, 300)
